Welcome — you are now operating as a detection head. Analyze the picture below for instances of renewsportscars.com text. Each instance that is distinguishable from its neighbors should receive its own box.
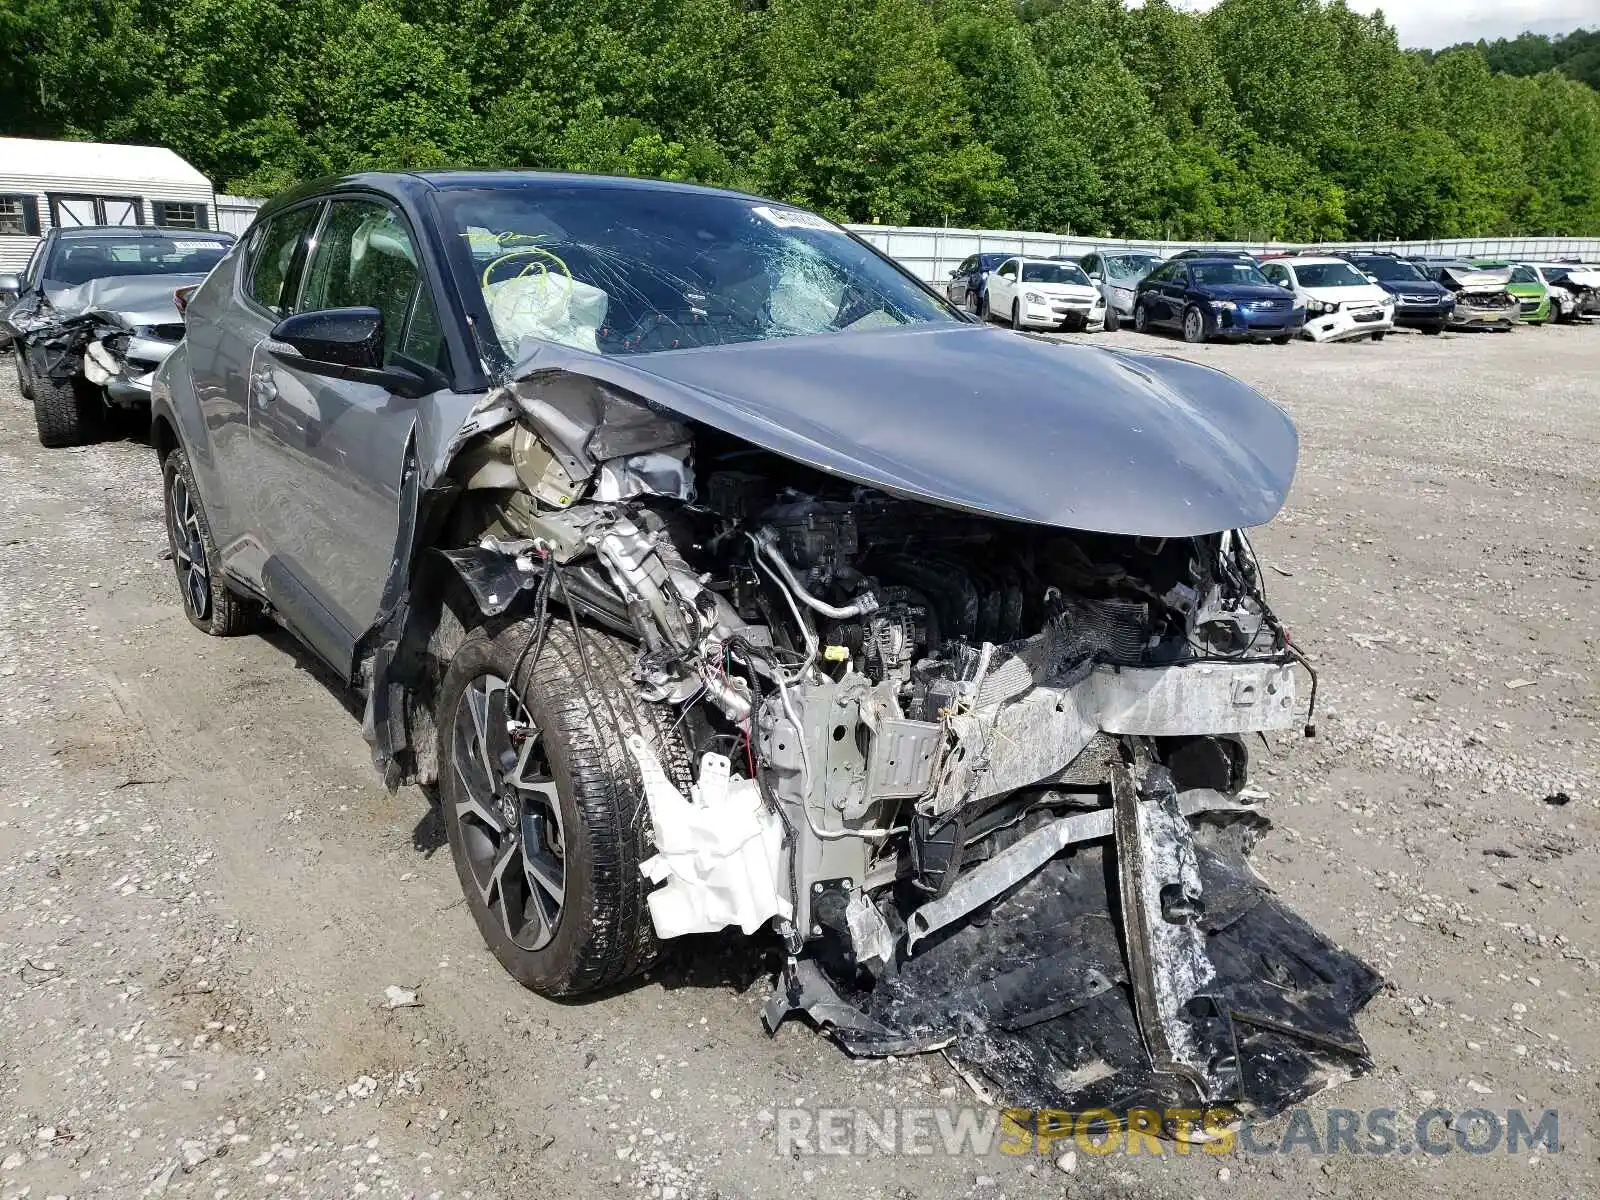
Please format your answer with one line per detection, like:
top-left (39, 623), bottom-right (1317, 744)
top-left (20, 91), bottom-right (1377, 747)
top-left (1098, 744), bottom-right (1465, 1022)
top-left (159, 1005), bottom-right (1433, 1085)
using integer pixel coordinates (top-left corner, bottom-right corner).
top-left (774, 1106), bottom-right (1561, 1158)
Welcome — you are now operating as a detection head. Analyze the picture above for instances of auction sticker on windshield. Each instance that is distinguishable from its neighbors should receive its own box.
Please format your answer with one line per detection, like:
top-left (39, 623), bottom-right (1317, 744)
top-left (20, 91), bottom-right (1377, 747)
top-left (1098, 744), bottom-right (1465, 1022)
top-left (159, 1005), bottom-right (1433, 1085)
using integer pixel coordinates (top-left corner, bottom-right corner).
top-left (752, 205), bottom-right (840, 233)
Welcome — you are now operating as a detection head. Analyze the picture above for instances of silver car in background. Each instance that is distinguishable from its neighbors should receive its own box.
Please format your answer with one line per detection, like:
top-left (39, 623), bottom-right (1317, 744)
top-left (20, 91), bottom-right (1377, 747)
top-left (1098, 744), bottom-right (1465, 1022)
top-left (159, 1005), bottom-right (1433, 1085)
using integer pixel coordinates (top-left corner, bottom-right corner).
top-left (1, 226), bottom-right (232, 446)
top-left (1076, 250), bottom-right (1166, 331)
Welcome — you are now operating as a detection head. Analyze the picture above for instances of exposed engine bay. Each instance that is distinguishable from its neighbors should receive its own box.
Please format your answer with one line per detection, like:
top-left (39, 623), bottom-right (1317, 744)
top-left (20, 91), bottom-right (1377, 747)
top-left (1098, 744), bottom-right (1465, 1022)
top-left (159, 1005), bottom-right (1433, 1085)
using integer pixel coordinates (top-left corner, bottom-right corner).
top-left (397, 374), bottom-right (1379, 1120)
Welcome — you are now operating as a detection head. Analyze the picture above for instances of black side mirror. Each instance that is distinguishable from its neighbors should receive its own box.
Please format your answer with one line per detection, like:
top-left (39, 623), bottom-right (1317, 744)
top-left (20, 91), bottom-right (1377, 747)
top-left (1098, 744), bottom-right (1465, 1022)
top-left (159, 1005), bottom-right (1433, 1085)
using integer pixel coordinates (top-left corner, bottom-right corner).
top-left (267, 307), bottom-right (438, 399)
top-left (271, 306), bottom-right (385, 370)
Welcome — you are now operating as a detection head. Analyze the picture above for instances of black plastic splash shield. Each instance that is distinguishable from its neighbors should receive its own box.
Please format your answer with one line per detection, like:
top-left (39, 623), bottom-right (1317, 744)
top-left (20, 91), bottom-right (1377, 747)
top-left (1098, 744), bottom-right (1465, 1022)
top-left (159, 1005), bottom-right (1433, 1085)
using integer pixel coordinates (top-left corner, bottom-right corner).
top-left (804, 824), bottom-right (1381, 1120)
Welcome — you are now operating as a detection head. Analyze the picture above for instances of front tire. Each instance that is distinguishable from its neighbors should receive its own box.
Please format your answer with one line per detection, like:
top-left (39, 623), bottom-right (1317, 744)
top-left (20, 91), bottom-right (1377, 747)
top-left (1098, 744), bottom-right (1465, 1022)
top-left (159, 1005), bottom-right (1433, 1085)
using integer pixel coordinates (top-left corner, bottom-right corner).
top-left (978, 292), bottom-right (991, 322)
top-left (437, 618), bottom-right (693, 997)
top-left (31, 371), bottom-right (102, 448)
top-left (1423, 323), bottom-right (1445, 335)
top-left (162, 447), bottom-right (259, 636)
top-left (1182, 305), bottom-right (1207, 344)
top-left (1010, 299), bottom-right (1021, 329)
top-left (1133, 301), bottom-right (1150, 334)
top-left (1370, 331), bottom-right (1386, 341)
top-left (14, 352), bottom-right (33, 401)
top-left (1103, 306), bottom-right (1120, 332)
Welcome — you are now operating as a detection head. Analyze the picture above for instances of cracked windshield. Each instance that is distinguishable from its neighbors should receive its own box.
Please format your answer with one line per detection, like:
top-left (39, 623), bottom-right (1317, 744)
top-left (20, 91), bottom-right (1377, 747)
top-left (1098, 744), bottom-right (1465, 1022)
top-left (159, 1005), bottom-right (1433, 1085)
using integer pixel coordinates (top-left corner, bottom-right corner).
top-left (437, 186), bottom-right (958, 357)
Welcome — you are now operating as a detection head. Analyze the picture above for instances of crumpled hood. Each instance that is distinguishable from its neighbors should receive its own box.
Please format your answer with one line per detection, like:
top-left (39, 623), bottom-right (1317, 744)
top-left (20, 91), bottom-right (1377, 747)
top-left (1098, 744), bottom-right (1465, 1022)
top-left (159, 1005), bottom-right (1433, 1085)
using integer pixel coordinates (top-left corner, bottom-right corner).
top-left (1301, 283), bottom-right (1388, 306)
top-left (510, 324), bottom-right (1298, 537)
top-left (1439, 265), bottom-right (1510, 293)
top-left (48, 273), bottom-right (205, 325)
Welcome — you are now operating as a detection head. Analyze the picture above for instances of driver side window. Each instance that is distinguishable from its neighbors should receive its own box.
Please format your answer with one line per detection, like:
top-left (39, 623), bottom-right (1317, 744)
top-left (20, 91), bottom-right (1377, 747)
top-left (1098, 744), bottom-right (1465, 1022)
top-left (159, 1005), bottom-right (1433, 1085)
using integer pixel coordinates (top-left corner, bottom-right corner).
top-left (998, 260), bottom-right (1017, 279)
top-left (298, 200), bottom-right (446, 369)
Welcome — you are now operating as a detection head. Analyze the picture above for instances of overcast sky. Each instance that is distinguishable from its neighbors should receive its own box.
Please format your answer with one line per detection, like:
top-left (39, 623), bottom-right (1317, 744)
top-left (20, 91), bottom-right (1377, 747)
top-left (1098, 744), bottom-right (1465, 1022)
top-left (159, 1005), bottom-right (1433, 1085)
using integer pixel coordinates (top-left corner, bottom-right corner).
top-left (1164, 1), bottom-right (1594, 50)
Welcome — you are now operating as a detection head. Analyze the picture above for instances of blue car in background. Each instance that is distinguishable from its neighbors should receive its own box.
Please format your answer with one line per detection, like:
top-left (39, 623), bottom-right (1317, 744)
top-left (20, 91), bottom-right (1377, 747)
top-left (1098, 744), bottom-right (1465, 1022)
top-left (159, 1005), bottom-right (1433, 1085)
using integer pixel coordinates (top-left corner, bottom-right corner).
top-left (945, 252), bottom-right (1010, 314)
top-left (1133, 256), bottom-right (1305, 344)
top-left (1341, 252), bottom-right (1455, 334)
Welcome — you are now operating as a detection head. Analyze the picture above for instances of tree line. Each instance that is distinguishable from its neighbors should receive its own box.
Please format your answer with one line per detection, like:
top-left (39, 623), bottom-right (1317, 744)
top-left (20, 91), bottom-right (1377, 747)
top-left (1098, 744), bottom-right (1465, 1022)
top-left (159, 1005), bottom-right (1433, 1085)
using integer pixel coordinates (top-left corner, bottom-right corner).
top-left (3, 0), bottom-right (1598, 239)
top-left (1427, 28), bottom-right (1600, 92)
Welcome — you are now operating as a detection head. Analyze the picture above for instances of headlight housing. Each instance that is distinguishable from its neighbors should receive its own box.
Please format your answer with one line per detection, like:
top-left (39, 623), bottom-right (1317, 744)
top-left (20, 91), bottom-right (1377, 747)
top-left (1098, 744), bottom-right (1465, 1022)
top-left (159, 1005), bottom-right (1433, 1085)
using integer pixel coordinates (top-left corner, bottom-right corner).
top-left (1025, 291), bottom-right (1046, 304)
top-left (1209, 299), bottom-right (1238, 311)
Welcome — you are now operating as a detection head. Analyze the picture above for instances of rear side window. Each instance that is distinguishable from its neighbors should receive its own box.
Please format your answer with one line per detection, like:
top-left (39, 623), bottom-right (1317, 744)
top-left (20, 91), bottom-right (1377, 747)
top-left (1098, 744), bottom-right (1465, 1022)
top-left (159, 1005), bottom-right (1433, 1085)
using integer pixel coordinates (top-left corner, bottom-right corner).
top-left (249, 204), bottom-right (321, 317)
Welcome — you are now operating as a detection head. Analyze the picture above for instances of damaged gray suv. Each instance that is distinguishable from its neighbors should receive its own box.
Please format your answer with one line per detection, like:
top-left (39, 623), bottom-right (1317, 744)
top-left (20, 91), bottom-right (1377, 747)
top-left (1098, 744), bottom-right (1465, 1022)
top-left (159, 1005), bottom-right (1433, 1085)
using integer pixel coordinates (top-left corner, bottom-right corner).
top-left (152, 171), bottom-right (1378, 1121)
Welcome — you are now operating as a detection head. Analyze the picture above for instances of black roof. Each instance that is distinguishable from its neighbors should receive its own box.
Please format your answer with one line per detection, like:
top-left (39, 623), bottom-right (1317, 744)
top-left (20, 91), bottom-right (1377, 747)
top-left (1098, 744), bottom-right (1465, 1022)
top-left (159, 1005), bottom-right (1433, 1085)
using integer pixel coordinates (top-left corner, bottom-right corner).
top-left (53, 225), bottom-right (234, 241)
top-left (258, 169), bottom-right (776, 221)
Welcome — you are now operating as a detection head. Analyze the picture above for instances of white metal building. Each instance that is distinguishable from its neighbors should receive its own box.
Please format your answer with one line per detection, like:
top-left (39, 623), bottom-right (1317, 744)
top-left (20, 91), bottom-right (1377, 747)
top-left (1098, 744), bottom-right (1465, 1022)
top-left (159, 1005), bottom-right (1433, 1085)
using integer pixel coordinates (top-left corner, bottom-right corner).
top-left (0, 137), bottom-right (218, 272)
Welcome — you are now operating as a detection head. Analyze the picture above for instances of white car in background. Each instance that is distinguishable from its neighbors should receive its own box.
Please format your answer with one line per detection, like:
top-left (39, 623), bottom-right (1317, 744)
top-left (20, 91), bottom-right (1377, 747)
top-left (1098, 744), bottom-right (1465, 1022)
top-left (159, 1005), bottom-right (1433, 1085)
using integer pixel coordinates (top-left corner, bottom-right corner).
top-left (1521, 262), bottom-right (1600, 323)
top-left (982, 257), bottom-right (1106, 331)
top-left (1077, 250), bottom-right (1165, 331)
top-left (1258, 255), bottom-right (1395, 342)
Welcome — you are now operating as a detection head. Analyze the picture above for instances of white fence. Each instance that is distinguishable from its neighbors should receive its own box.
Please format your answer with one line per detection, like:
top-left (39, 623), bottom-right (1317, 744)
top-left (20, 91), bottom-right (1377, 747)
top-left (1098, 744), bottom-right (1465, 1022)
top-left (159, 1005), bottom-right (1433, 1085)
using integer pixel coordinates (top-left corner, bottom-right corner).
top-left (210, 195), bottom-right (1600, 280)
top-left (847, 225), bottom-right (1600, 283)
top-left (215, 194), bottom-right (264, 235)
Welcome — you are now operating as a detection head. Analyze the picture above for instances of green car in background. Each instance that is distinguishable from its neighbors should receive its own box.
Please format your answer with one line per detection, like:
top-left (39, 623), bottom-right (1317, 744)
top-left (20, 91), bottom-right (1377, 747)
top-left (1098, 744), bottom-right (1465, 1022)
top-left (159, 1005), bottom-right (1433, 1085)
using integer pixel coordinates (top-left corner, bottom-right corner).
top-left (1474, 261), bottom-right (1551, 324)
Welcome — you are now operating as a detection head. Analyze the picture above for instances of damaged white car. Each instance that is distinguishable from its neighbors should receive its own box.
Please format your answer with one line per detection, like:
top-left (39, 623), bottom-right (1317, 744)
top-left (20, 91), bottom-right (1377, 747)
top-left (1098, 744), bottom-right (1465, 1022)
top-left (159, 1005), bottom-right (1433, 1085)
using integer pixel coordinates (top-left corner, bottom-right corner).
top-left (151, 172), bottom-right (1377, 1120)
top-left (1258, 255), bottom-right (1395, 342)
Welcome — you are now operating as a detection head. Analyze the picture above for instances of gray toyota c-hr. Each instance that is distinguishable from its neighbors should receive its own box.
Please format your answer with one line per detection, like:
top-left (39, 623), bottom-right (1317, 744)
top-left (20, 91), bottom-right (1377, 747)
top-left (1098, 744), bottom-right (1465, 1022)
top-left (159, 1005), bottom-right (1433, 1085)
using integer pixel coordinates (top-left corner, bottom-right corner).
top-left (151, 170), bottom-right (1378, 1119)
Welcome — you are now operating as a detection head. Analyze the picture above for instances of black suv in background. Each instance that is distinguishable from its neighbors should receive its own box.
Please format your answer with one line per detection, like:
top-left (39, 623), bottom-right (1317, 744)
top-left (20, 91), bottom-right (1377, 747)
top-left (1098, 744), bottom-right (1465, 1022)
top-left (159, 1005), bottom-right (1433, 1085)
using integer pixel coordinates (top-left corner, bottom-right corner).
top-left (944, 252), bottom-right (1010, 313)
top-left (1341, 252), bottom-right (1455, 334)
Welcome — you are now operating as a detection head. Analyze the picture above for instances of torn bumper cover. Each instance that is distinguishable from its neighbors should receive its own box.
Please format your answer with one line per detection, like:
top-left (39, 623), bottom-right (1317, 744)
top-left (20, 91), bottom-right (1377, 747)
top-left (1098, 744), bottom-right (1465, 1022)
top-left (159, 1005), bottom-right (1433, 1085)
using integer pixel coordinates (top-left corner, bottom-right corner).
top-left (766, 764), bottom-right (1380, 1118)
top-left (1301, 300), bottom-right (1395, 342)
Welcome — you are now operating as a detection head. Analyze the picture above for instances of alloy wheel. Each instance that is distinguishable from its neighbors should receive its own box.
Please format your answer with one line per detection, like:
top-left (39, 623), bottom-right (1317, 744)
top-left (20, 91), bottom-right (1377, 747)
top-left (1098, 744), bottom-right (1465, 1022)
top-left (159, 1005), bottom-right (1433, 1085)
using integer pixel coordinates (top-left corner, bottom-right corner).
top-left (166, 471), bottom-right (211, 621)
top-left (1134, 303), bottom-right (1148, 333)
top-left (451, 674), bottom-right (566, 952)
top-left (1184, 308), bottom-right (1204, 342)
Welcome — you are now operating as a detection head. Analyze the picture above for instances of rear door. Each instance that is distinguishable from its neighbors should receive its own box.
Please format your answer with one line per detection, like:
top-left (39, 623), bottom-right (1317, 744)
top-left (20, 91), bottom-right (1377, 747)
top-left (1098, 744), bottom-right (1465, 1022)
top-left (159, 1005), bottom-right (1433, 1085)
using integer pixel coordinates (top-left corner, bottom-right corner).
top-left (251, 195), bottom-right (449, 673)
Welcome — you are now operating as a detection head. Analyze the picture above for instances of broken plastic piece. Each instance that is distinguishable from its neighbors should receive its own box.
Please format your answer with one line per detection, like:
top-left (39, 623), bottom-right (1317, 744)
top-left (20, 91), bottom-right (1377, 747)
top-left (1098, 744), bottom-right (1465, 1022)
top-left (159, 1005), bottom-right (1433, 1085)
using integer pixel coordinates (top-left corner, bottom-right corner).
top-left (627, 738), bottom-right (792, 938)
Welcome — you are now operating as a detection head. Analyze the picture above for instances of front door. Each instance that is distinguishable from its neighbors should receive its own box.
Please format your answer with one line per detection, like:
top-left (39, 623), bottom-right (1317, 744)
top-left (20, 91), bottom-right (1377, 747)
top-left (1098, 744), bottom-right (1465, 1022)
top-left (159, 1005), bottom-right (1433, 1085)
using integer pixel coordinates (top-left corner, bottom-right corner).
top-left (186, 199), bottom-right (324, 574)
top-left (251, 197), bottom-right (448, 674)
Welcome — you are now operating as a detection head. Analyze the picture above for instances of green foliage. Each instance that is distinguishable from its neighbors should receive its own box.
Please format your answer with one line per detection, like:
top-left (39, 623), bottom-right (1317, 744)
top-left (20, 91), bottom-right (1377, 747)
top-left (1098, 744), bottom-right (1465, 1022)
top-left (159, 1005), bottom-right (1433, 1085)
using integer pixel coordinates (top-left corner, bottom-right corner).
top-left (1430, 28), bottom-right (1600, 92)
top-left (1, 0), bottom-right (1597, 237)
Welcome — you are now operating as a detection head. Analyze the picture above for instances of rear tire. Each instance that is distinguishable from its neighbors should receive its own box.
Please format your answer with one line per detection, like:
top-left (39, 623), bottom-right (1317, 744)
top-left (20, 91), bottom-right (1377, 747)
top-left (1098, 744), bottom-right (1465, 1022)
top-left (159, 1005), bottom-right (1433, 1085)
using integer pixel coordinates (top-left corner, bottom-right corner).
top-left (162, 447), bottom-right (259, 636)
top-left (31, 372), bottom-right (102, 448)
top-left (1182, 305), bottom-right (1207, 344)
top-left (978, 292), bottom-right (991, 322)
top-left (438, 619), bottom-right (693, 997)
top-left (1370, 331), bottom-right (1386, 341)
top-left (1271, 335), bottom-right (1291, 345)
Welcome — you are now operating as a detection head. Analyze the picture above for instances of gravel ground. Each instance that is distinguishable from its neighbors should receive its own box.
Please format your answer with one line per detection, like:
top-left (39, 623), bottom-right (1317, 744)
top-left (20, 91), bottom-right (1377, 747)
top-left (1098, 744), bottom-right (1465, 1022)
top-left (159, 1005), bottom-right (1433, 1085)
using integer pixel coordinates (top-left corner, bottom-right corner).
top-left (0, 322), bottom-right (1595, 1200)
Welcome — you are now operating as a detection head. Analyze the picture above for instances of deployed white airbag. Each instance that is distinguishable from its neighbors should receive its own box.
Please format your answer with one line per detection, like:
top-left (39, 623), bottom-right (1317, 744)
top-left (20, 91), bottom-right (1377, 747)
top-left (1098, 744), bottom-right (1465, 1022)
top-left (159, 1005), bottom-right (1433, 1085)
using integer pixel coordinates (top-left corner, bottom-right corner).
top-left (484, 272), bottom-right (609, 356)
top-left (627, 737), bottom-right (792, 938)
